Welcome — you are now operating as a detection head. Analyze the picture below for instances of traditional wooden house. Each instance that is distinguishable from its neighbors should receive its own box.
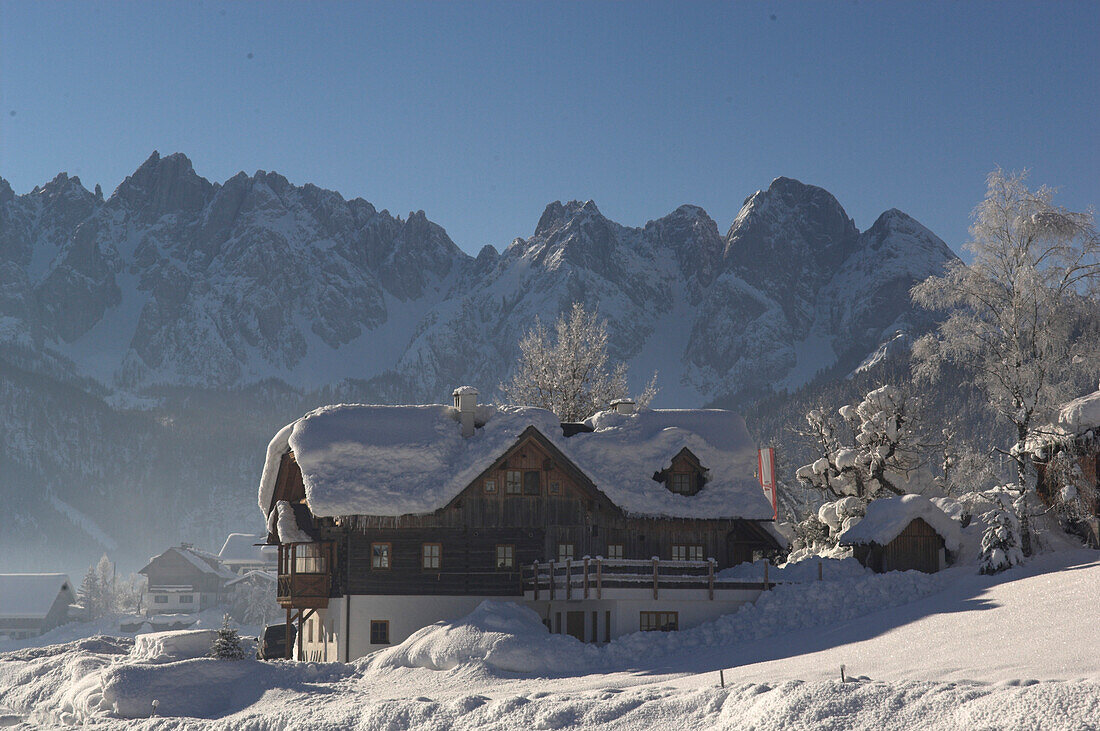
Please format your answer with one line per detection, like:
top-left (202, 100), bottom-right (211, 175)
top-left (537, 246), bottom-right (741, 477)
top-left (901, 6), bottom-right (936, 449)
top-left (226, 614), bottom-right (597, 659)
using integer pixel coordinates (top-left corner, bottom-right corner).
top-left (259, 388), bottom-right (782, 662)
top-left (837, 495), bottom-right (960, 573)
top-left (138, 545), bottom-right (236, 615)
top-left (0, 574), bottom-right (77, 641)
top-left (1030, 384), bottom-right (1100, 546)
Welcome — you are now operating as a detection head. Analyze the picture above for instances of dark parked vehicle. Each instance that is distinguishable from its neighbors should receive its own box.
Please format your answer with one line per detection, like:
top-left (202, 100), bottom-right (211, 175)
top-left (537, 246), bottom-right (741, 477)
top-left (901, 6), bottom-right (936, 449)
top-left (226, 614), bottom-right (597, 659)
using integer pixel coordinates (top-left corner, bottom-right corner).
top-left (257, 623), bottom-right (296, 660)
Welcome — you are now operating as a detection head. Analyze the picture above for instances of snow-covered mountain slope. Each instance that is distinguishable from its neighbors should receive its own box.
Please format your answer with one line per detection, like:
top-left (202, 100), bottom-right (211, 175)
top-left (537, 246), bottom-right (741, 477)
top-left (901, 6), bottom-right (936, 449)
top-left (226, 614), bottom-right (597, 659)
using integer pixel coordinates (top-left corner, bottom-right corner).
top-left (0, 154), bottom-right (957, 571)
top-left (1, 154), bottom-right (955, 402)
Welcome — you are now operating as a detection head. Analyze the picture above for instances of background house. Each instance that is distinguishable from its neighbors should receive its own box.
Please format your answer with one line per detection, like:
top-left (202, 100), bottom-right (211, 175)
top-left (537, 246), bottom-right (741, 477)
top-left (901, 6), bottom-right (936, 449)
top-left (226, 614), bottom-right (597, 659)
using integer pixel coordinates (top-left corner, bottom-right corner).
top-left (0, 574), bottom-right (77, 640)
top-left (138, 545), bottom-right (236, 615)
top-left (837, 495), bottom-right (961, 573)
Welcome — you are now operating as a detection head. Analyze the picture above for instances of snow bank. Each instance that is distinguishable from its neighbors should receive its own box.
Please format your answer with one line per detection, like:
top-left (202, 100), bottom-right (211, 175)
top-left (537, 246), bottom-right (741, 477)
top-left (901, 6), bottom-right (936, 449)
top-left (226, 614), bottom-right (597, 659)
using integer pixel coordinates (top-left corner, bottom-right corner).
top-left (370, 602), bottom-right (601, 674)
top-left (369, 569), bottom-right (944, 677)
top-left (837, 494), bottom-right (962, 552)
top-left (719, 556), bottom-right (870, 583)
top-left (258, 404), bottom-right (773, 521)
top-left (129, 629), bottom-right (219, 663)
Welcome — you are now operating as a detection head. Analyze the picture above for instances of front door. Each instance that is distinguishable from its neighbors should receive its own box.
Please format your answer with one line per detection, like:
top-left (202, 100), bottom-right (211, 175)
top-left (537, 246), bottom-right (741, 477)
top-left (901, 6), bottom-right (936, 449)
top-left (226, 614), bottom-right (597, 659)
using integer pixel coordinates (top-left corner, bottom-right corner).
top-left (566, 611), bottom-right (585, 642)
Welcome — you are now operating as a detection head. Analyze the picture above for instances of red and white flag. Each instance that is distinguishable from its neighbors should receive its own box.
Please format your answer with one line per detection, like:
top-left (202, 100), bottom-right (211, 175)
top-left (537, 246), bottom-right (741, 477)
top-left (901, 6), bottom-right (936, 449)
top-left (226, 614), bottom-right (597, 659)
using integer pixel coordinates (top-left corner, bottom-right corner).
top-left (758, 447), bottom-right (778, 520)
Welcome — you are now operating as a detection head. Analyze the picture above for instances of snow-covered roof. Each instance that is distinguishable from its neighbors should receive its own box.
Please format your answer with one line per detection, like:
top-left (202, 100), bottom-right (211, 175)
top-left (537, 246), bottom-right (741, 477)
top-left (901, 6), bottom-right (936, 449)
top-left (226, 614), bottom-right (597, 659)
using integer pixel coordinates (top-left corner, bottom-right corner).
top-left (217, 534), bottom-right (276, 566)
top-left (225, 570), bottom-right (277, 587)
top-left (1056, 386), bottom-right (1100, 435)
top-left (142, 547), bottom-right (236, 581)
top-left (837, 495), bottom-right (961, 552)
top-left (0, 574), bottom-right (74, 619)
top-left (257, 403), bottom-right (772, 521)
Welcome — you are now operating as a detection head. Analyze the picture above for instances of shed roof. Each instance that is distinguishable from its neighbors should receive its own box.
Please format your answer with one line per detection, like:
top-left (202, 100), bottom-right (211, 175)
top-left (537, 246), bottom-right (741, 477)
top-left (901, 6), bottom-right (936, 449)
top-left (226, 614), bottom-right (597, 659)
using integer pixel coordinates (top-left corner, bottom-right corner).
top-left (837, 495), bottom-right (961, 552)
top-left (0, 574), bottom-right (74, 619)
top-left (257, 403), bottom-right (772, 521)
top-left (217, 534), bottom-right (276, 565)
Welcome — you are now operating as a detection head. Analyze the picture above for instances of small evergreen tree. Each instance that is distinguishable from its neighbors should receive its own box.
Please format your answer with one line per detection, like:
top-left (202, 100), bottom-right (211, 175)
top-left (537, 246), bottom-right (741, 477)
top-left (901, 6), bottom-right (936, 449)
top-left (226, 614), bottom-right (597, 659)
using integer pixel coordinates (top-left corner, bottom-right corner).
top-left (210, 614), bottom-right (245, 660)
top-left (978, 496), bottom-right (1025, 575)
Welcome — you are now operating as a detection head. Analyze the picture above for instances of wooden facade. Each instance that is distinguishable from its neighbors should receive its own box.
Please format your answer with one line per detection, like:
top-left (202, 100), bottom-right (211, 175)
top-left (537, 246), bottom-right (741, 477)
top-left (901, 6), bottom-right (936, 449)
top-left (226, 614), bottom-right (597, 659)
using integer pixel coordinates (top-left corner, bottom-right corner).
top-left (849, 518), bottom-right (946, 574)
top-left (270, 426), bottom-right (781, 608)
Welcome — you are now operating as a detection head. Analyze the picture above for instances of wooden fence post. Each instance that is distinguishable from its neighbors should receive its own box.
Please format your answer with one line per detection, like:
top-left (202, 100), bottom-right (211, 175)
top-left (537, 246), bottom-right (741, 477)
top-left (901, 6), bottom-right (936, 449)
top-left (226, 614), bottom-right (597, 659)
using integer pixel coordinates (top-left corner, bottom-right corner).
top-left (583, 557), bottom-right (590, 599)
top-left (652, 557), bottom-right (659, 600)
top-left (597, 558), bottom-right (603, 600)
top-left (764, 561), bottom-right (769, 589)
top-left (566, 558), bottom-right (572, 601)
top-left (708, 559), bottom-right (715, 600)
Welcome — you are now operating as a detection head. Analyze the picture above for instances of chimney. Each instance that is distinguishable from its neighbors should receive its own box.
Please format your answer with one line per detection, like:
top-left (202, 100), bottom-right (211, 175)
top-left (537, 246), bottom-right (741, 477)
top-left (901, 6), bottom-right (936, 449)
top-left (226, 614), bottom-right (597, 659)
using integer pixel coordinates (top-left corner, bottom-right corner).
top-left (611, 398), bottom-right (636, 416)
top-left (453, 386), bottom-right (479, 438)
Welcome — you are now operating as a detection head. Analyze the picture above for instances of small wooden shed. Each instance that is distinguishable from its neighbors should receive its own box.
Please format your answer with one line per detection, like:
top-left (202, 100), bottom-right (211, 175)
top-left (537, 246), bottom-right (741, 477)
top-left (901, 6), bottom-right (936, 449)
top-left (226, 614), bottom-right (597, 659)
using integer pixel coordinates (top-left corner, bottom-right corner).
top-left (837, 495), bottom-right (961, 574)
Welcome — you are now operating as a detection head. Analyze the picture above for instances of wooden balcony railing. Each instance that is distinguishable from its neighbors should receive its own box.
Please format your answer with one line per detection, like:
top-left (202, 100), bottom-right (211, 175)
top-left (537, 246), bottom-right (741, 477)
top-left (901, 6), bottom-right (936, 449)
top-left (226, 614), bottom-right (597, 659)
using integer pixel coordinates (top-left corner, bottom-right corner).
top-left (277, 541), bottom-right (335, 609)
top-left (521, 557), bottom-right (774, 601)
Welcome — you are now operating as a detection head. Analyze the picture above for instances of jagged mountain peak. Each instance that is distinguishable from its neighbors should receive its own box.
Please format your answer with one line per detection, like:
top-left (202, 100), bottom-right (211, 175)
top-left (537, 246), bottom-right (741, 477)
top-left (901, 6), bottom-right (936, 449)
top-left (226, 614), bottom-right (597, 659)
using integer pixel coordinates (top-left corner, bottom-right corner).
top-left (113, 150), bottom-right (212, 215)
top-left (534, 199), bottom-right (603, 237)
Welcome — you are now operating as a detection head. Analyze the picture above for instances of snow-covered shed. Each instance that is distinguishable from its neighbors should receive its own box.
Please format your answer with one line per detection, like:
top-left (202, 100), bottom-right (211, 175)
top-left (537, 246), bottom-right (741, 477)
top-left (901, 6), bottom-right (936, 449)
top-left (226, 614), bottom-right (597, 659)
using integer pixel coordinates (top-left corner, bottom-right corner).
top-left (1028, 383), bottom-right (1100, 546)
top-left (837, 495), bottom-right (961, 574)
top-left (138, 545), bottom-right (237, 616)
top-left (0, 574), bottom-right (77, 640)
top-left (218, 533), bottom-right (277, 575)
top-left (257, 391), bottom-right (782, 661)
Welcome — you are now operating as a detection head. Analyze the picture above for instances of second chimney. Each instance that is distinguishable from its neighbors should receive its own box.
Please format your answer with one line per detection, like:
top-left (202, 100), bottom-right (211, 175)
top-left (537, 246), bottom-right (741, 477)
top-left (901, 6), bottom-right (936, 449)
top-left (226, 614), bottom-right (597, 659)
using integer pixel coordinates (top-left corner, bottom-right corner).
top-left (611, 398), bottom-right (636, 416)
top-left (453, 386), bottom-right (479, 437)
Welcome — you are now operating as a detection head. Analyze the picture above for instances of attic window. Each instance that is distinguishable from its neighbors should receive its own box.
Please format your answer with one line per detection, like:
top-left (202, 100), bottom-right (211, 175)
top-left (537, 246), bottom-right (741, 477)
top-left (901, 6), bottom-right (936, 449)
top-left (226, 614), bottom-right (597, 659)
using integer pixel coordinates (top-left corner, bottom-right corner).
top-left (670, 473), bottom-right (691, 494)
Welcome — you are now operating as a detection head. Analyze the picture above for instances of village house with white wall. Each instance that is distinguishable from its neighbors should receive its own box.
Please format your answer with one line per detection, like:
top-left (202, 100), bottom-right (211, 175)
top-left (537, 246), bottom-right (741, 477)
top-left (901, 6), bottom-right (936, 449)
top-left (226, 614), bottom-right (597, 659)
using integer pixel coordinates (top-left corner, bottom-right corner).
top-left (260, 388), bottom-right (784, 662)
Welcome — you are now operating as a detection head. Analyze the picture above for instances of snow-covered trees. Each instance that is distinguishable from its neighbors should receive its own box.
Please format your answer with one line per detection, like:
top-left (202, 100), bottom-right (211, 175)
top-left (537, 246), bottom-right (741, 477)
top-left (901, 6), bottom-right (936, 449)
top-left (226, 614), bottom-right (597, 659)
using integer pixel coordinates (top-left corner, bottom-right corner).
top-left (502, 302), bottom-right (657, 421)
top-left (78, 555), bottom-right (144, 619)
top-left (911, 169), bottom-right (1100, 488)
top-left (795, 385), bottom-right (934, 501)
top-left (210, 614), bottom-right (245, 660)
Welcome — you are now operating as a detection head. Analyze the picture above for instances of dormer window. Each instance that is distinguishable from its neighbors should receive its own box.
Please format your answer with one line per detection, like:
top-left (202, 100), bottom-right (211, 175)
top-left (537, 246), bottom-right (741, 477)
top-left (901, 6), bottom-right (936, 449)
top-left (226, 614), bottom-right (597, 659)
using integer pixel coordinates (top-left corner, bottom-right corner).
top-left (670, 473), bottom-right (692, 494)
top-left (653, 448), bottom-right (707, 496)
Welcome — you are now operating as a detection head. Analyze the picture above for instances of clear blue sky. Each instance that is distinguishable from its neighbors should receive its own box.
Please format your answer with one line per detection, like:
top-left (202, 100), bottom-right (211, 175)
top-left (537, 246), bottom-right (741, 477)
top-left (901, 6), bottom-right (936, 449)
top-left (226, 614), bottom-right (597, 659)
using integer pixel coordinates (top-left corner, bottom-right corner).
top-left (2, 1), bottom-right (1097, 255)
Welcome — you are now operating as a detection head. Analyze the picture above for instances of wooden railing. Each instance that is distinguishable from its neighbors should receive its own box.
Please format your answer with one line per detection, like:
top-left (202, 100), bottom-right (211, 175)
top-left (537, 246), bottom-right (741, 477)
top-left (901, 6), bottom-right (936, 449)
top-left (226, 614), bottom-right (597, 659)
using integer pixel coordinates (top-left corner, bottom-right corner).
top-left (277, 541), bottom-right (335, 609)
top-left (521, 558), bottom-right (773, 601)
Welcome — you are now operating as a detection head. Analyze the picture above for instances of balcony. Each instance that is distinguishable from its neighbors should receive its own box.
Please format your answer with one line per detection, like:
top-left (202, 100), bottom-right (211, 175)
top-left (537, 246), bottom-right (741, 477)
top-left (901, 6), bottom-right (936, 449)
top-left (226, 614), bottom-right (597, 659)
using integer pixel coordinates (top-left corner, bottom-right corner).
top-left (521, 557), bottom-right (774, 601)
top-left (277, 541), bottom-right (335, 609)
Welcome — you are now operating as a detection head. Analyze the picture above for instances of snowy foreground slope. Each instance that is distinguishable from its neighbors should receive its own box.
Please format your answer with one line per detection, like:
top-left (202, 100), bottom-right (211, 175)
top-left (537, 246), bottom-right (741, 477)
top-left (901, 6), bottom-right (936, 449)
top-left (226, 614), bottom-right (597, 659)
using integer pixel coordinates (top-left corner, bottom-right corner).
top-left (1, 550), bottom-right (1097, 729)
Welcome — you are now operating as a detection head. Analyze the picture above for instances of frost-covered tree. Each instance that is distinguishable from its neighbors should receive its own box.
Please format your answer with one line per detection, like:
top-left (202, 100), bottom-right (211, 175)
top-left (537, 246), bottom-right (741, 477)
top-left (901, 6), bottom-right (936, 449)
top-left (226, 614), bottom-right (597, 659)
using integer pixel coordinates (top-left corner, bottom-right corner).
top-left (502, 302), bottom-right (658, 421)
top-left (795, 385), bottom-right (935, 500)
top-left (911, 169), bottom-right (1100, 489)
top-left (210, 614), bottom-right (245, 660)
top-left (230, 577), bottom-right (276, 627)
top-left (79, 555), bottom-right (117, 620)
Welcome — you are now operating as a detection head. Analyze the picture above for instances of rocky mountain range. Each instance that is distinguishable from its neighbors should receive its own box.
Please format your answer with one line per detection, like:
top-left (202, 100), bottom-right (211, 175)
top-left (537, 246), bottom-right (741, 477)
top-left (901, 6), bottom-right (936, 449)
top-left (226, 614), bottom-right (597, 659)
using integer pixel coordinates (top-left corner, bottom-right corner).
top-left (0, 152), bottom-right (956, 574)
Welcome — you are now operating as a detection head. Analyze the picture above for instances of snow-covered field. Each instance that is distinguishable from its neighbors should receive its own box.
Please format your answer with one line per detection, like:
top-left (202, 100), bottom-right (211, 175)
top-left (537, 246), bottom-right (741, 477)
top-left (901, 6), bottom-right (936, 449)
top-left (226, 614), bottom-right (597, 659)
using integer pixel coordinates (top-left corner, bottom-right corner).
top-left (1, 550), bottom-right (1097, 729)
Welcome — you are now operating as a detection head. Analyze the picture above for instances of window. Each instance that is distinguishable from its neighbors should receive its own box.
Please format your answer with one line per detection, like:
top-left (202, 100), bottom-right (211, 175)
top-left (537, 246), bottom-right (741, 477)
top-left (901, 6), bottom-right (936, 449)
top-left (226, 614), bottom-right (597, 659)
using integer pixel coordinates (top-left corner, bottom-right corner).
top-left (295, 542), bottom-right (326, 573)
top-left (548, 480), bottom-right (561, 495)
top-left (370, 620), bottom-right (390, 644)
top-left (523, 470), bottom-right (541, 495)
top-left (179, 594), bottom-right (194, 604)
top-left (496, 544), bottom-right (515, 569)
top-left (606, 543), bottom-right (624, 560)
top-left (505, 470), bottom-right (522, 495)
top-left (153, 595), bottom-right (168, 604)
top-left (558, 543), bottom-right (574, 562)
top-left (422, 543), bottom-right (441, 570)
top-left (371, 542), bottom-right (391, 569)
top-left (640, 611), bottom-right (679, 632)
top-left (483, 478), bottom-right (497, 494)
top-left (670, 472), bottom-right (692, 494)
top-left (672, 544), bottom-right (705, 561)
